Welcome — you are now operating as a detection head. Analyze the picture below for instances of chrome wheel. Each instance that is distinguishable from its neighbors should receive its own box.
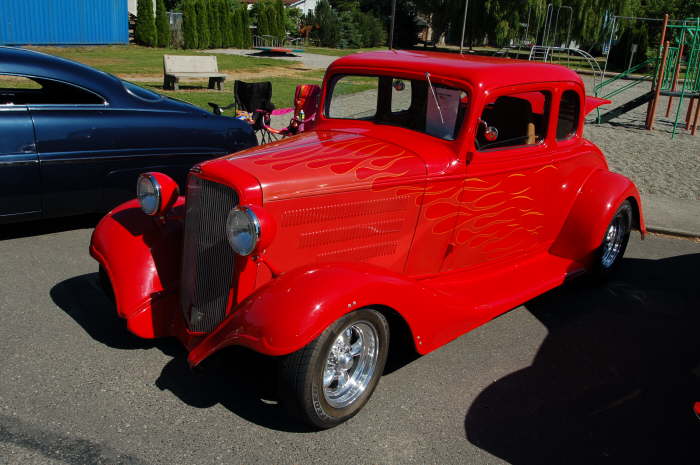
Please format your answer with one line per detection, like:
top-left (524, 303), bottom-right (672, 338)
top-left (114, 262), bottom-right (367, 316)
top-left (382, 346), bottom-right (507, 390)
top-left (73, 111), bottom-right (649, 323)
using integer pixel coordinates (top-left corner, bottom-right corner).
top-left (601, 213), bottom-right (626, 269)
top-left (322, 321), bottom-right (379, 409)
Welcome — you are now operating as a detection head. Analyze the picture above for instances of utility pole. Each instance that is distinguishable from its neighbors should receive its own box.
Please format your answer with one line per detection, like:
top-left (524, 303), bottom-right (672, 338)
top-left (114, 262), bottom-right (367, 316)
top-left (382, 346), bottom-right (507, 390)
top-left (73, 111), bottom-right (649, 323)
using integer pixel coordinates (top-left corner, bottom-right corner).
top-left (459, 0), bottom-right (469, 54)
top-left (389, 0), bottom-right (397, 49)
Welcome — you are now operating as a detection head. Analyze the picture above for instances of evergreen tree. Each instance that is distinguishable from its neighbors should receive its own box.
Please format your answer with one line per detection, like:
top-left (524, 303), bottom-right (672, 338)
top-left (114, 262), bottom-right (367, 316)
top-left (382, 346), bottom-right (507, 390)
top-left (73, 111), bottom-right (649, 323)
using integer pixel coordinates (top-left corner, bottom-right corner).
top-left (314, 0), bottom-right (340, 47)
top-left (221, 0), bottom-right (233, 47)
top-left (196, 0), bottom-right (210, 48)
top-left (241, 6), bottom-right (252, 47)
top-left (135, 0), bottom-right (157, 46)
top-left (233, 7), bottom-right (243, 47)
top-left (209, 0), bottom-right (222, 48)
top-left (274, 0), bottom-right (286, 39)
top-left (155, 0), bottom-right (170, 47)
top-left (257, 4), bottom-right (270, 36)
top-left (183, 0), bottom-right (198, 48)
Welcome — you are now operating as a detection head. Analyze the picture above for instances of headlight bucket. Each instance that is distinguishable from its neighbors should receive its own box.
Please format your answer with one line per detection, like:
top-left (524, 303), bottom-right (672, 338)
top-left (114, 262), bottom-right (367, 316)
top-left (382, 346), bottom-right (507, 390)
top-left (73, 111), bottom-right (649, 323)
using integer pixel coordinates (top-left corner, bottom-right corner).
top-left (226, 207), bottom-right (260, 256)
top-left (225, 205), bottom-right (276, 256)
top-left (136, 172), bottom-right (179, 217)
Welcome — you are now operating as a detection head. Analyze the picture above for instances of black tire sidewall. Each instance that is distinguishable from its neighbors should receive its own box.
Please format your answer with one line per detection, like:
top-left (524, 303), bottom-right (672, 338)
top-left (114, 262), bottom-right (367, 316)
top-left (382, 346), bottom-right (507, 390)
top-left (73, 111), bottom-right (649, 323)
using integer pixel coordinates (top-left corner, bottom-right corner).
top-left (307, 309), bottom-right (389, 427)
top-left (594, 201), bottom-right (632, 278)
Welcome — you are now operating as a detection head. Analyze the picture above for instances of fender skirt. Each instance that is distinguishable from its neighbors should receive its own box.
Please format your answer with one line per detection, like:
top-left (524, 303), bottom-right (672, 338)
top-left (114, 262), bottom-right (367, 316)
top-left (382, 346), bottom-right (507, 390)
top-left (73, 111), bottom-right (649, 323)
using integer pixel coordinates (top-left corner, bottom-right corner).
top-left (550, 170), bottom-right (646, 262)
top-left (89, 198), bottom-right (185, 339)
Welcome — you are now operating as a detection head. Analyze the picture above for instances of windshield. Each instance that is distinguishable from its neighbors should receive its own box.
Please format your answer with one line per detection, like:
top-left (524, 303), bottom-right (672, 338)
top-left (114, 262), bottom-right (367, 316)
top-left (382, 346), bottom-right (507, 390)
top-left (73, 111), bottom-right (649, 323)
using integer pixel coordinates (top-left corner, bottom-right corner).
top-left (122, 80), bottom-right (163, 102)
top-left (325, 74), bottom-right (467, 141)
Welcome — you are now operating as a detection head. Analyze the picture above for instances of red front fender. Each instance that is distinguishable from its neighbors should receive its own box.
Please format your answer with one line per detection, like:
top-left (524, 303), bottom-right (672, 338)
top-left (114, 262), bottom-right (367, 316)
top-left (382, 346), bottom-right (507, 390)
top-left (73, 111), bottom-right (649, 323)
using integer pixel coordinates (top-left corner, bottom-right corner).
top-left (187, 261), bottom-right (489, 366)
top-left (550, 170), bottom-right (646, 262)
top-left (89, 198), bottom-right (185, 338)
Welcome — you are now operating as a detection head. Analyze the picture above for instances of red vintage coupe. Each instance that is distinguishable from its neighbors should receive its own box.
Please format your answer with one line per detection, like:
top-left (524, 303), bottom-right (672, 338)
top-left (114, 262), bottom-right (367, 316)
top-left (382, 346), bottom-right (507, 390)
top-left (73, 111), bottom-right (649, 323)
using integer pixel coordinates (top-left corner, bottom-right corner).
top-left (90, 50), bottom-right (645, 428)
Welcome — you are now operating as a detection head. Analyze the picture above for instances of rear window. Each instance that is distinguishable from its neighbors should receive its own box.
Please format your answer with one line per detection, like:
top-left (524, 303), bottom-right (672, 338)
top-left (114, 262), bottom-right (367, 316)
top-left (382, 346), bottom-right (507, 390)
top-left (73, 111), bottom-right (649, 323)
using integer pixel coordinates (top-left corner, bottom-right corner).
top-left (326, 74), bottom-right (468, 141)
top-left (556, 90), bottom-right (580, 140)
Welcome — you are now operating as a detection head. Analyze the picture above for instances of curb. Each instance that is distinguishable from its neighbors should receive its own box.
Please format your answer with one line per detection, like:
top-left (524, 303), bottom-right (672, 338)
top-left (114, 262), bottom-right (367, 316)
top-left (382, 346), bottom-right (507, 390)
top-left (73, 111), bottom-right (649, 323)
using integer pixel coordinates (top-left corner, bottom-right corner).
top-left (642, 194), bottom-right (700, 239)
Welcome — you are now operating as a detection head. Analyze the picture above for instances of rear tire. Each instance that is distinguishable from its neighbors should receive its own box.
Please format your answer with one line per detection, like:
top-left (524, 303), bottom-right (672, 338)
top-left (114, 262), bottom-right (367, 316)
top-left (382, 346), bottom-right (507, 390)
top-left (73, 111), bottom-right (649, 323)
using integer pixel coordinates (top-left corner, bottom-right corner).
top-left (278, 308), bottom-right (389, 429)
top-left (592, 200), bottom-right (632, 279)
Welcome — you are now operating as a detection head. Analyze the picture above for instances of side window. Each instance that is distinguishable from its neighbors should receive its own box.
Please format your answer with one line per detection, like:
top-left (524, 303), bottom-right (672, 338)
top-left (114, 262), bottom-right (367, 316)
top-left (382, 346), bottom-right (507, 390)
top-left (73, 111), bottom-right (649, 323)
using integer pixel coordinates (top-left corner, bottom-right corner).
top-left (390, 79), bottom-right (411, 113)
top-left (0, 74), bottom-right (103, 106)
top-left (0, 75), bottom-right (42, 105)
top-left (556, 90), bottom-right (580, 140)
top-left (327, 75), bottom-right (378, 119)
top-left (476, 90), bottom-right (551, 150)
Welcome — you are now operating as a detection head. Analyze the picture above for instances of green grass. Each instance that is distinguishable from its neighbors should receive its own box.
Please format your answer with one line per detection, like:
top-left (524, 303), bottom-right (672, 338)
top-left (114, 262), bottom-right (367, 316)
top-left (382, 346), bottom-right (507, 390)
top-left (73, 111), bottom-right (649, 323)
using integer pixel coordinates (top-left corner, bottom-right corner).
top-left (134, 69), bottom-right (374, 112)
top-left (136, 70), bottom-right (326, 110)
top-left (304, 46), bottom-right (384, 57)
top-left (26, 45), bottom-right (298, 76)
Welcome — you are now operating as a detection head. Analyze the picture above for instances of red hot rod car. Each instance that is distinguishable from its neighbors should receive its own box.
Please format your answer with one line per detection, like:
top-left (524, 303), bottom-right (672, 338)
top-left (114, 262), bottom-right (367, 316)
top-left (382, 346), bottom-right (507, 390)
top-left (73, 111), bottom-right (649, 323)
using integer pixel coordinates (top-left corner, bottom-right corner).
top-left (90, 50), bottom-right (645, 428)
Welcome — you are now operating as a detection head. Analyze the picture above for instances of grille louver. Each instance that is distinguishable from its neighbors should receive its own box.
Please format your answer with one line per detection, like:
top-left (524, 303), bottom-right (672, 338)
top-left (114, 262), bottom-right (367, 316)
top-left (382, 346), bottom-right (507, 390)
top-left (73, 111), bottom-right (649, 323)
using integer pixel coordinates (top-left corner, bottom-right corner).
top-left (180, 176), bottom-right (238, 332)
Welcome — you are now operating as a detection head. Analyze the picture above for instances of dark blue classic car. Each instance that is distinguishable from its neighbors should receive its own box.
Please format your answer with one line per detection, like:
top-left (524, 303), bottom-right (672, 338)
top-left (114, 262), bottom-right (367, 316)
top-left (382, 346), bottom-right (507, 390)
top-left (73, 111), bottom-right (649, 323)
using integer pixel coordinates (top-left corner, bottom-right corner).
top-left (0, 47), bottom-right (256, 224)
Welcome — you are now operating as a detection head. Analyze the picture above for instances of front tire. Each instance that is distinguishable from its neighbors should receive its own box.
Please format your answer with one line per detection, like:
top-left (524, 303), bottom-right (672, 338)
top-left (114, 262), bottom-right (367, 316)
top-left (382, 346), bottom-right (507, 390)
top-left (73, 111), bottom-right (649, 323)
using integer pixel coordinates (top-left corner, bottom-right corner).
top-left (278, 308), bottom-right (389, 429)
top-left (593, 200), bottom-right (632, 279)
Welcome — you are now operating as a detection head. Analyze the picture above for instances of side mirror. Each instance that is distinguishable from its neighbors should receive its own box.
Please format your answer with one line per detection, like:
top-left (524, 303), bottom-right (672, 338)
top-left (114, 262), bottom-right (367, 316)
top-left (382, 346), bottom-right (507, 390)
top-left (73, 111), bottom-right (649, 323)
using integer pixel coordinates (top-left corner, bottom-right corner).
top-left (478, 119), bottom-right (498, 142)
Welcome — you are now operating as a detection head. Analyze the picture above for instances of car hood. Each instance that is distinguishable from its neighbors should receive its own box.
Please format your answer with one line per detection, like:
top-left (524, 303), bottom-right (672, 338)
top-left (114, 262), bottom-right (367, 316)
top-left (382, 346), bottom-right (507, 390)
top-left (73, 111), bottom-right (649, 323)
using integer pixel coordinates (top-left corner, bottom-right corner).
top-left (206, 130), bottom-right (428, 202)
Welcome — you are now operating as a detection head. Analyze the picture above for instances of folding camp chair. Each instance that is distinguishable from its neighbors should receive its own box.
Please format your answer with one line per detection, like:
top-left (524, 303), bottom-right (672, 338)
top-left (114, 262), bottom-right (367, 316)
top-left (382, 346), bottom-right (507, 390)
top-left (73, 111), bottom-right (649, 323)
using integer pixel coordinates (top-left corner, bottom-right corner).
top-left (262, 84), bottom-right (321, 138)
top-left (208, 80), bottom-right (277, 143)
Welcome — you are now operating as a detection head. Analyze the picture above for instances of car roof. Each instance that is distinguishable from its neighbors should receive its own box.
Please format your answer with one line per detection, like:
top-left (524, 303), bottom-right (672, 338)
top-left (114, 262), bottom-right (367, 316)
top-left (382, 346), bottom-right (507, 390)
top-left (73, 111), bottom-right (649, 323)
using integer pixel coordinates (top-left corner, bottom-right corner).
top-left (0, 46), bottom-right (123, 100)
top-left (330, 49), bottom-right (582, 90)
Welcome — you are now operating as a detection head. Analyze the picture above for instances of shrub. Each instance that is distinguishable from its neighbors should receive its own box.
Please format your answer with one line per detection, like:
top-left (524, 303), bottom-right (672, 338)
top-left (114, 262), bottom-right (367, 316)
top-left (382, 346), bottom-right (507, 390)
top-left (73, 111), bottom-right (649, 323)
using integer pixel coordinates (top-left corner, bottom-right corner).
top-left (135, 0), bottom-right (157, 47)
top-left (155, 0), bottom-right (170, 47)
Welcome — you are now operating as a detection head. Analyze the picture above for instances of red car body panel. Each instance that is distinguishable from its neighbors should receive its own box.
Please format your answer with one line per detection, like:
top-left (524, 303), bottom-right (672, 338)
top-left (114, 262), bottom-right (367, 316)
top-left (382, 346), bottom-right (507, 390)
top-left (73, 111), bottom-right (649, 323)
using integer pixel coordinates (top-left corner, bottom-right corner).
top-left (89, 50), bottom-right (645, 366)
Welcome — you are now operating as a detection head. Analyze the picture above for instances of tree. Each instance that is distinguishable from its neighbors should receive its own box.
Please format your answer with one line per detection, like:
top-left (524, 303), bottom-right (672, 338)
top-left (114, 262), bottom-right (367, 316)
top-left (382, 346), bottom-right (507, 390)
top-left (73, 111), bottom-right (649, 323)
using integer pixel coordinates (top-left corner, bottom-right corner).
top-left (314, 0), bottom-right (340, 47)
top-left (155, 0), bottom-right (170, 47)
top-left (221, 0), bottom-right (234, 47)
top-left (196, 0), bottom-right (210, 48)
top-left (241, 6), bottom-right (252, 47)
top-left (135, 0), bottom-right (157, 47)
top-left (183, 0), bottom-right (198, 48)
top-left (274, 0), bottom-right (287, 39)
top-left (209, 0), bottom-right (222, 48)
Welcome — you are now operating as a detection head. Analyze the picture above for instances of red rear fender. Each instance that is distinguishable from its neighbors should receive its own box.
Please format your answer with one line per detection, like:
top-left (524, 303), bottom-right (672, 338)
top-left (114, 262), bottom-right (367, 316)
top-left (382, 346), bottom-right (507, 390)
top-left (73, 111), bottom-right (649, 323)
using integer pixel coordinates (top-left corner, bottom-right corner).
top-left (550, 170), bottom-right (645, 262)
top-left (90, 198), bottom-right (185, 338)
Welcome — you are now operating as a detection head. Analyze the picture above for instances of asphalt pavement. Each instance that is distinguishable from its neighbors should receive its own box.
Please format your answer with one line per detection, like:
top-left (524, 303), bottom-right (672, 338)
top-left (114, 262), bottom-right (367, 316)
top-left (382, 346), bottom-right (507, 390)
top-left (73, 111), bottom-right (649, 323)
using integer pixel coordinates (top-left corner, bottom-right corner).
top-left (0, 220), bottom-right (698, 465)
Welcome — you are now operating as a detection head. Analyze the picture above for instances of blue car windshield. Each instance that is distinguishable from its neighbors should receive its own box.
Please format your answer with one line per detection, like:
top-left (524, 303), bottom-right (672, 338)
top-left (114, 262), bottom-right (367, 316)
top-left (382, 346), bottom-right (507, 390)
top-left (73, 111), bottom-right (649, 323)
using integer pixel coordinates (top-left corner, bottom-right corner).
top-left (122, 81), bottom-right (162, 102)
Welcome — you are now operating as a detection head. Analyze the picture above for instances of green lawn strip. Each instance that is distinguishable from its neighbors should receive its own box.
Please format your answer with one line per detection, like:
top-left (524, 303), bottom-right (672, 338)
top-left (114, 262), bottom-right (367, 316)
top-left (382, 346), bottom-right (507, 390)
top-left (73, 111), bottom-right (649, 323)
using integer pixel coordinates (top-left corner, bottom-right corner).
top-left (134, 70), bottom-right (374, 112)
top-left (25, 45), bottom-right (298, 75)
top-left (304, 46), bottom-right (384, 57)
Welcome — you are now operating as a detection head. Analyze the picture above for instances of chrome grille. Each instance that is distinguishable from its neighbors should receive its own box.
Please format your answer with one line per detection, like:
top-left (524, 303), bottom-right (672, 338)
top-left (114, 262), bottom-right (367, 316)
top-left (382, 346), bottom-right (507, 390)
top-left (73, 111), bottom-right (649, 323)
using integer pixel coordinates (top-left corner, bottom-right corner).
top-left (180, 176), bottom-right (238, 332)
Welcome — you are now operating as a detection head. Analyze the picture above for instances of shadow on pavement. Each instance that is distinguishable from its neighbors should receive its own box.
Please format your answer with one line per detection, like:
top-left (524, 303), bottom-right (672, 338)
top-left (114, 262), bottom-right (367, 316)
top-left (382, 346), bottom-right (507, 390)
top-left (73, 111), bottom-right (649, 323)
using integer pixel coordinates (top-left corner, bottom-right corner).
top-left (0, 214), bottom-right (99, 241)
top-left (465, 253), bottom-right (700, 464)
top-left (50, 273), bottom-right (310, 433)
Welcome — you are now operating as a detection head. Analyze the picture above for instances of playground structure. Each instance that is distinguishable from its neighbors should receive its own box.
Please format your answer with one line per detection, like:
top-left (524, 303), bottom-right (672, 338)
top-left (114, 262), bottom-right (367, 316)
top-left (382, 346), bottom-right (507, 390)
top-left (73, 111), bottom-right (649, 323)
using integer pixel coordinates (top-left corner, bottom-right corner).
top-left (493, 3), bottom-right (700, 137)
top-left (253, 34), bottom-right (304, 54)
top-left (494, 3), bottom-right (604, 90)
top-left (594, 14), bottom-right (700, 137)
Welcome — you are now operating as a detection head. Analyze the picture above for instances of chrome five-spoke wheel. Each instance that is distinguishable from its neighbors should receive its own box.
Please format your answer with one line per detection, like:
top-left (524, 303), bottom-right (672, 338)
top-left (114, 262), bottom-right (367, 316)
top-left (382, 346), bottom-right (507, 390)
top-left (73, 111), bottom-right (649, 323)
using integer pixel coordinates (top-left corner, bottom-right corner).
top-left (323, 322), bottom-right (379, 409)
top-left (278, 308), bottom-right (389, 429)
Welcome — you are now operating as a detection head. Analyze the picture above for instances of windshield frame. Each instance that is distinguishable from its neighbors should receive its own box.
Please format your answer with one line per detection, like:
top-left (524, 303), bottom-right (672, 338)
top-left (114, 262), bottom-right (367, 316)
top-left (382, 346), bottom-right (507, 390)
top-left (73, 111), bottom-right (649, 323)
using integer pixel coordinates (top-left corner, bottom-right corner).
top-left (323, 71), bottom-right (470, 142)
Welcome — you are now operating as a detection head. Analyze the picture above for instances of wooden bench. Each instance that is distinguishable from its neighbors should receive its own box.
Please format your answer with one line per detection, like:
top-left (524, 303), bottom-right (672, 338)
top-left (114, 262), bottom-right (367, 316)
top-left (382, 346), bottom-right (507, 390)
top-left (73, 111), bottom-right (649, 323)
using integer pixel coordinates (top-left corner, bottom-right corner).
top-left (163, 55), bottom-right (226, 91)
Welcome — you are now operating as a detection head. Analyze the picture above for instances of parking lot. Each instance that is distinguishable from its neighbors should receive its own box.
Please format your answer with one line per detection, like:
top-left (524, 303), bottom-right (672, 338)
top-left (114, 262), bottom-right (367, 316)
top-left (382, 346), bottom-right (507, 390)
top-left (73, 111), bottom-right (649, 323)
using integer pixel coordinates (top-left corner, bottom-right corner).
top-left (1, 221), bottom-right (698, 465)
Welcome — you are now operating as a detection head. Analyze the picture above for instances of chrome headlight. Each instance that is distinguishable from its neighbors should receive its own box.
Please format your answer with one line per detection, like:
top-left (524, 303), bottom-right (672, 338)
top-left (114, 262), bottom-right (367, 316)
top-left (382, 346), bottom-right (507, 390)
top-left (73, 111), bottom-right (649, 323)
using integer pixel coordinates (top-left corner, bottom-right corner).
top-left (226, 207), bottom-right (260, 256)
top-left (136, 174), bottom-right (160, 216)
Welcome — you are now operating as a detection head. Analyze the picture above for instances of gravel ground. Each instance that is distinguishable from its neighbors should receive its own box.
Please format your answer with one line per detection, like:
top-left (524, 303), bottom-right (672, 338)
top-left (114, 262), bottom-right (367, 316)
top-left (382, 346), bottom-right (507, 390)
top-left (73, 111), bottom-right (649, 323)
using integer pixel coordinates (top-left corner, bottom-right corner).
top-left (581, 75), bottom-right (699, 201)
